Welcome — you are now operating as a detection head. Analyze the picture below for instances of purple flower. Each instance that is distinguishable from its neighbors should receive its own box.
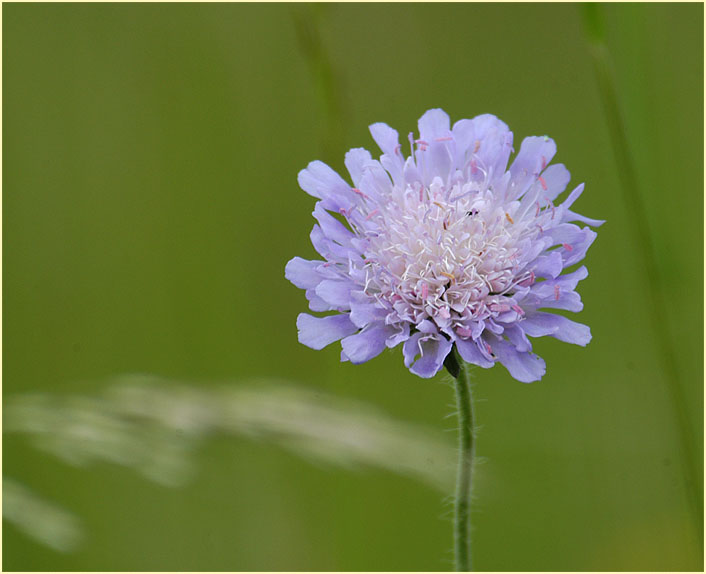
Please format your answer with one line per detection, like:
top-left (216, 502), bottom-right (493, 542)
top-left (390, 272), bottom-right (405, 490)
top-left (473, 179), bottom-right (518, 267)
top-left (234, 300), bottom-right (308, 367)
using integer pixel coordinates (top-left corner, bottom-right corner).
top-left (286, 109), bottom-right (603, 382)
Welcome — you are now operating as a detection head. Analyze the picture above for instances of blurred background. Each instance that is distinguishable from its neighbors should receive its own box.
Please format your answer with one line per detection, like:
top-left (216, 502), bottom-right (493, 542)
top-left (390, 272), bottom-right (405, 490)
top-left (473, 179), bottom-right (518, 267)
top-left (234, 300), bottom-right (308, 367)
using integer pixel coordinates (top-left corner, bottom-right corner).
top-left (3, 3), bottom-right (703, 571)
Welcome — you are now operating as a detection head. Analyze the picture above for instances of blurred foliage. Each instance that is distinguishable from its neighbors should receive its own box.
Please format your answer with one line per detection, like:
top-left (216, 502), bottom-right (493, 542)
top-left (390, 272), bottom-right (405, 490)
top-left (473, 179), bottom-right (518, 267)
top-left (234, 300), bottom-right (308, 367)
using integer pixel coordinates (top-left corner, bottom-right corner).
top-left (3, 2), bottom-right (703, 571)
top-left (4, 376), bottom-right (456, 552)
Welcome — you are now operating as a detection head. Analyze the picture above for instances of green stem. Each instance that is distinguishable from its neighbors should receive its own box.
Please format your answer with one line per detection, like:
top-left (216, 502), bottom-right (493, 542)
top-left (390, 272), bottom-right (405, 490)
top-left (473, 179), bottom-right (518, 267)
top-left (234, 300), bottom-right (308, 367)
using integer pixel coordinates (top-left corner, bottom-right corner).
top-left (581, 3), bottom-right (703, 548)
top-left (453, 349), bottom-right (475, 571)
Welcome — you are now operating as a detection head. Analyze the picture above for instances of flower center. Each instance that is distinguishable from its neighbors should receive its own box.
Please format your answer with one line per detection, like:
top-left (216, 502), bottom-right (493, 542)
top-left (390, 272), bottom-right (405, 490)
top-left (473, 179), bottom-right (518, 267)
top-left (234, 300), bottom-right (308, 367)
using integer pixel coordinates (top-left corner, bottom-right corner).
top-left (361, 176), bottom-right (535, 328)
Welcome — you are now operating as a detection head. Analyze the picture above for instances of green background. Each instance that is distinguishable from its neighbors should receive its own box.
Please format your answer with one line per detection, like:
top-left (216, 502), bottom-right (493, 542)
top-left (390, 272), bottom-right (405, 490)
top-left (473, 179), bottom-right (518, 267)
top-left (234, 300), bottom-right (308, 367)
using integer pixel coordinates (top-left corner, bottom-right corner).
top-left (3, 3), bottom-right (703, 571)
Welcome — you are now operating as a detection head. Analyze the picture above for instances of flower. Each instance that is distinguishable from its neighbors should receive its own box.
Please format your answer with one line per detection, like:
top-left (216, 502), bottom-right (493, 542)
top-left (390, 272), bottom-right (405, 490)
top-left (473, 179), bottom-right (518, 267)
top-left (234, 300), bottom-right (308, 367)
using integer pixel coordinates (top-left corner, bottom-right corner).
top-left (286, 109), bottom-right (603, 382)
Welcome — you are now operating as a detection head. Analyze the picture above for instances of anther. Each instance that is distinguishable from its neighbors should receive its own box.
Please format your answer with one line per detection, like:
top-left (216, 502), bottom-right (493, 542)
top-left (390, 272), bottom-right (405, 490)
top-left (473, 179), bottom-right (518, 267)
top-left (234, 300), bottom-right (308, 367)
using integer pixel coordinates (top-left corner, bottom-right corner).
top-left (554, 285), bottom-right (561, 301)
top-left (352, 187), bottom-right (369, 199)
top-left (541, 155), bottom-right (547, 170)
top-left (474, 140), bottom-right (481, 153)
top-left (435, 136), bottom-right (453, 142)
top-left (440, 271), bottom-right (455, 283)
top-left (538, 176), bottom-right (548, 191)
top-left (562, 243), bottom-right (573, 251)
top-left (365, 209), bottom-right (379, 220)
top-left (505, 212), bottom-right (514, 224)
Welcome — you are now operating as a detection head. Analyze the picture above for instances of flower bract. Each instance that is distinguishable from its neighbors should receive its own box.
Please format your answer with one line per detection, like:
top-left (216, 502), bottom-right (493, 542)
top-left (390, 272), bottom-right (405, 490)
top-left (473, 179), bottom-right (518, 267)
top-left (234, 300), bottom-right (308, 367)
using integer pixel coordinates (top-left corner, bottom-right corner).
top-left (286, 109), bottom-right (603, 381)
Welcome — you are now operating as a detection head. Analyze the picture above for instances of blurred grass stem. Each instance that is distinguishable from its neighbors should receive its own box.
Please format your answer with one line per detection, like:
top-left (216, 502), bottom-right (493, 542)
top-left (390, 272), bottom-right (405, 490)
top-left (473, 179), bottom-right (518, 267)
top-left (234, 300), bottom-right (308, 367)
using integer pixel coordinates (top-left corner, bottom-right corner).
top-left (453, 351), bottom-right (475, 571)
top-left (581, 3), bottom-right (703, 547)
top-left (293, 4), bottom-right (345, 165)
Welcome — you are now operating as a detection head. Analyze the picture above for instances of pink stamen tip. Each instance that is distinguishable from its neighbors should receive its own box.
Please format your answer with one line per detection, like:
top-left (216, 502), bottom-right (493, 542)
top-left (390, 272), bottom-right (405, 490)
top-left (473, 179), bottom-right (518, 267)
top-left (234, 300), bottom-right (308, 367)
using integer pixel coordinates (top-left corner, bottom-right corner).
top-left (554, 285), bottom-right (561, 301)
top-left (512, 304), bottom-right (525, 316)
top-left (535, 201), bottom-right (541, 216)
top-left (538, 175), bottom-right (548, 191)
top-left (365, 209), bottom-right (379, 220)
top-left (562, 243), bottom-right (574, 251)
top-left (435, 136), bottom-right (453, 142)
top-left (470, 159), bottom-right (478, 175)
top-left (457, 327), bottom-right (473, 338)
top-left (394, 144), bottom-right (402, 155)
top-left (352, 187), bottom-right (368, 199)
top-left (551, 206), bottom-right (556, 220)
top-left (421, 283), bottom-right (429, 299)
top-left (541, 155), bottom-right (547, 170)
top-left (415, 139), bottom-right (429, 146)
top-left (484, 342), bottom-right (492, 354)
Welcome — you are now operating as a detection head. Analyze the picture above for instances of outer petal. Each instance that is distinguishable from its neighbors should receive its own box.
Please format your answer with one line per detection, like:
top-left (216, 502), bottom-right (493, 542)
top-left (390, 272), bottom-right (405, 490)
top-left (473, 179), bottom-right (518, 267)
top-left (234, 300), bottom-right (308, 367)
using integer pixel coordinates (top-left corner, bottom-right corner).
top-left (369, 122), bottom-right (400, 156)
top-left (297, 313), bottom-right (357, 350)
top-left (518, 164), bottom-right (571, 214)
top-left (508, 136), bottom-right (557, 200)
top-left (369, 122), bottom-right (404, 186)
top-left (285, 257), bottom-right (324, 290)
top-left (503, 323), bottom-right (532, 353)
top-left (315, 280), bottom-right (353, 309)
top-left (490, 338), bottom-right (546, 383)
top-left (452, 114), bottom-right (513, 180)
top-left (455, 338), bottom-right (494, 368)
top-left (418, 108), bottom-right (451, 141)
top-left (298, 161), bottom-right (354, 212)
top-left (313, 203), bottom-right (354, 246)
top-left (305, 289), bottom-right (333, 312)
top-left (310, 225), bottom-right (358, 261)
top-left (341, 322), bottom-right (392, 364)
top-left (344, 148), bottom-right (373, 187)
top-left (403, 333), bottom-right (453, 378)
top-left (521, 312), bottom-right (592, 346)
top-left (349, 298), bottom-right (387, 328)
top-left (412, 337), bottom-right (453, 378)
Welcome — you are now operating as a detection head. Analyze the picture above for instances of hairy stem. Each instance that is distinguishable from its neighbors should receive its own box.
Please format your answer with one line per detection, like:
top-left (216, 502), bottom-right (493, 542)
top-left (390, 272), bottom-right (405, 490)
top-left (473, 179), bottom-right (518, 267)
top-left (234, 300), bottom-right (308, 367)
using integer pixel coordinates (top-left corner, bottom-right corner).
top-left (453, 349), bottom-right (475, 571)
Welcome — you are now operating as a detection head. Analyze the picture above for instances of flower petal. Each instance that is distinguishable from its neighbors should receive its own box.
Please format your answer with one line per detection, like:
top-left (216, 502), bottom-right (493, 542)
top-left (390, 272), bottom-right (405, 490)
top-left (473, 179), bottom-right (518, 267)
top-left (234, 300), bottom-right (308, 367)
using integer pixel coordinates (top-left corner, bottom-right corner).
top-left (455, 338), bottom-right (494, 368)
top-left (297, 313), bottom-right (357, 350)
top-left (409, 336), bottom-right (453, 378)
top-left (344, 148), bottom-right (373, 186)
top-left (452, 114), bottom-right (513, 179)
top-left (418, 108), bottom-right (451, 141)
top-left (490, 338), bottom-right (546, 383)
top-left (369, 122), bottom-right (399, 156)
top-left (285, 257), bottom-right (324, 290)
top-left (315, 280), bottom-right (353, 308)
top-left (508, 136), bottom-right (557, 200)
top-left (298, 161), bottom-right (354, 212)
top-left (521, 312), bottom-right (592, 346)
top-left (349, 298), bottom-right (386, 328)
top-left (341, 322), bottom-right (392, 364)
top-left (313, 203), bottom-right (354, 246)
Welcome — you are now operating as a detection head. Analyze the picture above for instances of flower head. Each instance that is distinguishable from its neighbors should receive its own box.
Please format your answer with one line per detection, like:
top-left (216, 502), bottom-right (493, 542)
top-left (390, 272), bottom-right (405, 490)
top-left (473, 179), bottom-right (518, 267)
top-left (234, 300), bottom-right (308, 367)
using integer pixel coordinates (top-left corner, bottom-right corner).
top-left (286, 109), bottom-right (602, 382)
